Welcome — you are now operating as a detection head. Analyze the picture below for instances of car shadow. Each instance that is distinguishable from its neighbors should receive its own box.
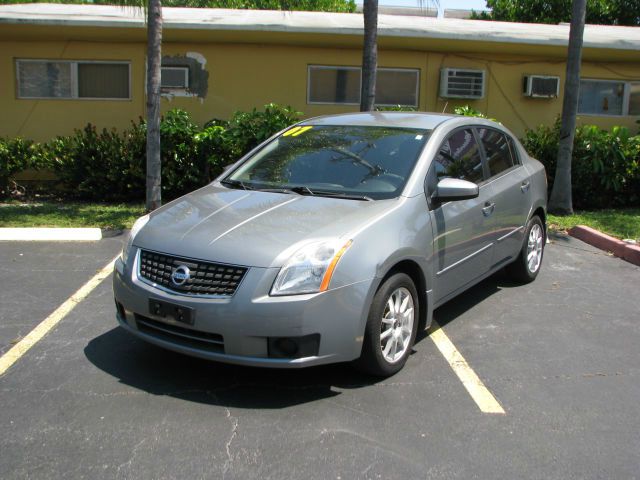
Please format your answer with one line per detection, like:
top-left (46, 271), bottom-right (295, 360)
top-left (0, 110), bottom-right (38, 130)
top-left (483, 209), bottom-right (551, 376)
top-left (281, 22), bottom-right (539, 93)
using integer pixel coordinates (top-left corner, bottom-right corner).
top-left (422, 269), bottom-right (520, 334)
top-left (84, 327), bottom-right (379, 409)
top-left (86, 270), bottom-right (522, 408)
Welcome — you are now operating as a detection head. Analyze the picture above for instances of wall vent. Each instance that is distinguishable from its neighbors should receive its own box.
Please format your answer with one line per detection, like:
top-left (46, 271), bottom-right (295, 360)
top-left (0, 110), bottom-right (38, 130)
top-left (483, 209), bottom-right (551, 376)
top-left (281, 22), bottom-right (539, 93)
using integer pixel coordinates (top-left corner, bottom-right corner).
top-left (439, 68), bottom-right (485, 99)
top-left (523, 75), bottom-right (560, 98)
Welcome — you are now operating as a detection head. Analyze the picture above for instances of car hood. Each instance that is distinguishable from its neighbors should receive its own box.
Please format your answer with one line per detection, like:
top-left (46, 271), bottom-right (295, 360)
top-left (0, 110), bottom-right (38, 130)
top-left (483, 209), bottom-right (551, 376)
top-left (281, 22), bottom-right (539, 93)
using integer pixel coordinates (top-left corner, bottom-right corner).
top-left (134, 184), bottom-right (401, 268)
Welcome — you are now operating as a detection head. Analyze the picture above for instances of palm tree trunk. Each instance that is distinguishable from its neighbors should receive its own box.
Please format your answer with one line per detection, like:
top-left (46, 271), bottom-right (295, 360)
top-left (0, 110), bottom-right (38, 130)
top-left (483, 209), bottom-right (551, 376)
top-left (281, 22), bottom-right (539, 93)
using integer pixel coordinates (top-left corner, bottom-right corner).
top-left (360, 0), bottom-right (378, 112)
top-left (146, 0), bottom-right (162, 211)
top-left (548, 0), bottom-right (586, 215)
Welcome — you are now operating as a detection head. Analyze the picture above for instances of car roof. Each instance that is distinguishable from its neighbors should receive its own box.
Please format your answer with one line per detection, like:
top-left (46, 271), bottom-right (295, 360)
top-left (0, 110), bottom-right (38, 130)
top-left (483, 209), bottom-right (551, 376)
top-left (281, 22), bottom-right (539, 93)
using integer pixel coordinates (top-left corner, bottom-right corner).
top-left (302, 112), bottom-right (456, 130)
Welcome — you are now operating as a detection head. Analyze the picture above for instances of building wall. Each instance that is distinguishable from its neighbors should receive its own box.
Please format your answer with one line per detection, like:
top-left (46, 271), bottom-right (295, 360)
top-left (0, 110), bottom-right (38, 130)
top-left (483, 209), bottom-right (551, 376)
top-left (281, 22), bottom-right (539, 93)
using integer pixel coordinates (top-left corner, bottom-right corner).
top-left (1, 40), bottom-right (146, 141)
top-left (1, 38), bottom-right (639, 142)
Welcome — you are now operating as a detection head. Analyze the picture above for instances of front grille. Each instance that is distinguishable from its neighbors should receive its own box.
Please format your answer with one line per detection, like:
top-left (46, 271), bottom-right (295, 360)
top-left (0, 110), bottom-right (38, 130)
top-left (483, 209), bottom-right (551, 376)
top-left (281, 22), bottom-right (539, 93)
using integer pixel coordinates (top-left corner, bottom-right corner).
top-left (135, 314), bottom-right (225, 353)
top-left (138, 250), bottom-right (247, 297)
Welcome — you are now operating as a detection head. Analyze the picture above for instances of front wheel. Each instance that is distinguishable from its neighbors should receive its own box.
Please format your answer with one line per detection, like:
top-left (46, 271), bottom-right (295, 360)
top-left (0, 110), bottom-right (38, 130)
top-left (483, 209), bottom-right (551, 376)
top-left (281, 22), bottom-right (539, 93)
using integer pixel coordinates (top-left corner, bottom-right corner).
top-left (355, 273), bottom-right (419, 377)
top-left (506, 215), bottom-right (545, 283)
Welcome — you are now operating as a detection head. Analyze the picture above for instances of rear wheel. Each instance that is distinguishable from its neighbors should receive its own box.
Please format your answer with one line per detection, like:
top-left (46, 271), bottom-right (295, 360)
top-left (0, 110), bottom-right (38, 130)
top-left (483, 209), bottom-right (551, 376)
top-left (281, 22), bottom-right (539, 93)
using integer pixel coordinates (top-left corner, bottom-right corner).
top-left (506, 215), bottom-right (545, 283)
top-left (355, 273), bottom-right (419, 377)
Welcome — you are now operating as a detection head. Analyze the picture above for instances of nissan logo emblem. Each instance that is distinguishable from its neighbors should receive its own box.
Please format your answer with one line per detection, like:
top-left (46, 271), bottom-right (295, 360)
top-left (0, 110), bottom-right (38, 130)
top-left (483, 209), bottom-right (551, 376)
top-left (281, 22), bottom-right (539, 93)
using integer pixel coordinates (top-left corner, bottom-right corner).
top-left (170, 265), bottom-right (191, 286)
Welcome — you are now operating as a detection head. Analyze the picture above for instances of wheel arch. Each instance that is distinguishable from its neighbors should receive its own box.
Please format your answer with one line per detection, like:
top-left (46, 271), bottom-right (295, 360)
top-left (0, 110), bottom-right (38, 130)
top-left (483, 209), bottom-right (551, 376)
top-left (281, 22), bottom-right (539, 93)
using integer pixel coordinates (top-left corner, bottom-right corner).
top-left (382, 259), bottom-right (429, 331)
top-left (532, 206), bottom-right (547, 236)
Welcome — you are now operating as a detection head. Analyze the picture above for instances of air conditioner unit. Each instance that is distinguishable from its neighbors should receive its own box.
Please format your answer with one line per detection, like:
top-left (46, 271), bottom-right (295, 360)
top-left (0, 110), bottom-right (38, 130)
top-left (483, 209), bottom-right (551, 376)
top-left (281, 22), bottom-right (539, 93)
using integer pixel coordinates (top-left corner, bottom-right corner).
top-left (161, 66), bottom-right (189, 89)
top-left (439, 68), bottom-right (485, 99)
top-left (523, 75), bottom-right (560, 98)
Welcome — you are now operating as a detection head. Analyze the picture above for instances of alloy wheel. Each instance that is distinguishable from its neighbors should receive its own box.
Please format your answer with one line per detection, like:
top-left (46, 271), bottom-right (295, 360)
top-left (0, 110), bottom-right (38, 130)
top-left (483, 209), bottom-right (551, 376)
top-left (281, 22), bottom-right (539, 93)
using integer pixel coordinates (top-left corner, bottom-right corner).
top-left (527, 223), bottom-right (544, 273)
top-left (379, 287), bottom-right (415, 364)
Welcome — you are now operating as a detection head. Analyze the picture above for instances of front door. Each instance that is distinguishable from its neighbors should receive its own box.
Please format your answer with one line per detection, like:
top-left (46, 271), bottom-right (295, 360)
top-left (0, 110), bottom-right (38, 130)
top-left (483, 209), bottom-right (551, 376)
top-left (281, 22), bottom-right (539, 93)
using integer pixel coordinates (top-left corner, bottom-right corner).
top-left (427, 128), bottom-right (496, 304)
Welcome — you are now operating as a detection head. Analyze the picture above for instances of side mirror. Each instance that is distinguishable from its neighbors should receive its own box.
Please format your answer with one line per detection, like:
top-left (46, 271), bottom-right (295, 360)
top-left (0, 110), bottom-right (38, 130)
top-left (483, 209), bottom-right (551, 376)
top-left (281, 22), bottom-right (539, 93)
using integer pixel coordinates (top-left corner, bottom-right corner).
top-left (432, 177), bottom-right (479, 202)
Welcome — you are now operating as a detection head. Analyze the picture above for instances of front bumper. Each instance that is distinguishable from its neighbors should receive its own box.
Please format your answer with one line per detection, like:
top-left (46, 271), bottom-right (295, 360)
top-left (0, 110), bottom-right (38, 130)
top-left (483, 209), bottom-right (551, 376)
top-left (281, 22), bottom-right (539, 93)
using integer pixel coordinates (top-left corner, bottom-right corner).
top-left (112, 250), bottom-right (375, 368)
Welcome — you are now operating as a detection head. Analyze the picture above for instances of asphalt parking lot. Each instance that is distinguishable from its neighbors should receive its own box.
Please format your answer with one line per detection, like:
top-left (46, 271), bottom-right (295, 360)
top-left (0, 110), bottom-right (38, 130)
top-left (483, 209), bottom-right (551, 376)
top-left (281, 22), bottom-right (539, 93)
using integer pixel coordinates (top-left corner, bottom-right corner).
top-left (1, 233), bottom-right (639, 479)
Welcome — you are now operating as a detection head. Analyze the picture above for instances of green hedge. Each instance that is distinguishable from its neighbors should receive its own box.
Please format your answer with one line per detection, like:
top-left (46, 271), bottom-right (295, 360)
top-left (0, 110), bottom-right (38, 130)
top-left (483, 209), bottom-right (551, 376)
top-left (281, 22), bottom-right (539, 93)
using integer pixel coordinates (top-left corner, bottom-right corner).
top-left (1, 103), bottom-right (301, 201)
top-left (522, 121), bottom-right (640, 209)
top-left (4, 108), bottom-right (639, 209)
top-left (0, 137), bottom-right (47, 197)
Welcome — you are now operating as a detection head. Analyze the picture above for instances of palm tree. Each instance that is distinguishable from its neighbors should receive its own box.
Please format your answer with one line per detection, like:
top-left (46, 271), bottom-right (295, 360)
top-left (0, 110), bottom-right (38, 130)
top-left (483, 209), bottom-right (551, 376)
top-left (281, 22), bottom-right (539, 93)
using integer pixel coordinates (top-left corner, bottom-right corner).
top-left (360, 0), bottom-right (378, 112)
top-left (548, 0), bottom-right (586, 215)
top-left (145, 0), bottom-right (163, 212)
top-left (114, 0), bottom-right (162, 212)
top-left (360, 0), bottom-right (438, 112)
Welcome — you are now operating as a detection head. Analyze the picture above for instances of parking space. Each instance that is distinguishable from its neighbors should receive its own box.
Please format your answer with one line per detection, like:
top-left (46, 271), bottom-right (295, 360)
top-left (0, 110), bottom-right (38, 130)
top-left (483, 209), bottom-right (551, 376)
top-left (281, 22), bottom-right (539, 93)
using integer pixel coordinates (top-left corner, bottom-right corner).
top-left (0, 238), bottom-right (123, 356)
top-left (1, 234), bottom-right (639, 479)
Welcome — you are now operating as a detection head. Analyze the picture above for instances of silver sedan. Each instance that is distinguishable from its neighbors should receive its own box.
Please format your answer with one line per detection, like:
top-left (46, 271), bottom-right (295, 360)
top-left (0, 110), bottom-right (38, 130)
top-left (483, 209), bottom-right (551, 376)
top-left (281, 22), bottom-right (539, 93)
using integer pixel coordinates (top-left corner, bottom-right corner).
top-left (113, 112), bottom-right (547, 376)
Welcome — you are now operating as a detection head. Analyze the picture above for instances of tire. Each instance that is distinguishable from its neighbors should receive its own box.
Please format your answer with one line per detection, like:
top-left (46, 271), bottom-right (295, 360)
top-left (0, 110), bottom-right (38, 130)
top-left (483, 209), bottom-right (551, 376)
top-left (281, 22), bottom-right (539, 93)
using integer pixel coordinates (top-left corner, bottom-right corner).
top-left (355, 273), bottom-right (419, 377)
top-left (506, 215), bottom-right (545, 283)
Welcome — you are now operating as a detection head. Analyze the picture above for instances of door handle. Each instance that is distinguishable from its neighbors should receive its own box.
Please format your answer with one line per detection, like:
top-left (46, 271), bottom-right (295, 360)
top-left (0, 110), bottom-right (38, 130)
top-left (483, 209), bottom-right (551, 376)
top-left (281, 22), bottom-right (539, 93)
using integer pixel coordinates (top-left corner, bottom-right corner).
top-left (521, 180), bottom-right (530, 193)
top-left (482, 202), bottom-right (495, 217)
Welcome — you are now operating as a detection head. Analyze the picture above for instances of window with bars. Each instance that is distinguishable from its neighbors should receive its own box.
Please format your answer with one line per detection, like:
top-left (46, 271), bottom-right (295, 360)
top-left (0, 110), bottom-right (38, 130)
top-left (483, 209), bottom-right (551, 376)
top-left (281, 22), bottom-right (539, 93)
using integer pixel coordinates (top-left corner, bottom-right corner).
top-left (307, 65), bottom-right (420, 107)
top-left (16, 60), bottom-right (130, 100)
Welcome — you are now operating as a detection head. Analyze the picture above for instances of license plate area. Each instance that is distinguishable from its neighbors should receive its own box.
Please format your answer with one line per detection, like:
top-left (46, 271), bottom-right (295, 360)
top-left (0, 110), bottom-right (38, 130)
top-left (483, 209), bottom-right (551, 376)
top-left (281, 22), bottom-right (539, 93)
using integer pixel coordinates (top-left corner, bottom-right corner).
top-left (149, 299), bottom-right (194, 325)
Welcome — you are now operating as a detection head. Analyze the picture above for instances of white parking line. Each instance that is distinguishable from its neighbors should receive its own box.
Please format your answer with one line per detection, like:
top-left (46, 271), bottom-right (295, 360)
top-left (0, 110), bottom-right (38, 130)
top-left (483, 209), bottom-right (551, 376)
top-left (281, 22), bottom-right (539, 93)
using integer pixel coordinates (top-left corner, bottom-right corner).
top-left (429, 321), bottom-right (505, 414)
top-left (0, 254), bottom-right (118, 376)
top-left (0, 228), bottom-right (102, 241)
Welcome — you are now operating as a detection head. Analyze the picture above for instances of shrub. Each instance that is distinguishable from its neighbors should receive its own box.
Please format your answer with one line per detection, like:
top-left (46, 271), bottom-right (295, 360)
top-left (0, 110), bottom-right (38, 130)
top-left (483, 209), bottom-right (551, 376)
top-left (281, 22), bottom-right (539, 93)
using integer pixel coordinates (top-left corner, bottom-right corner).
top-left (453, 105), bottom-right (499, 123)
top-left (375, 105), bottom-right (417, 112)
top-left (0, 137), bottom-right (46, 197)
top-left (159, 109), bottom-right (202, 200)
top-left (195, 125), bottom-right (234, 181)
top-left (523, 121), bottom-right (640, 209)
top-left (224, 103), bottom-right (302, 157)
top-left (1, 104), bottom-right (301, 202)
top-left (49, 121), bottom-right (146, 201)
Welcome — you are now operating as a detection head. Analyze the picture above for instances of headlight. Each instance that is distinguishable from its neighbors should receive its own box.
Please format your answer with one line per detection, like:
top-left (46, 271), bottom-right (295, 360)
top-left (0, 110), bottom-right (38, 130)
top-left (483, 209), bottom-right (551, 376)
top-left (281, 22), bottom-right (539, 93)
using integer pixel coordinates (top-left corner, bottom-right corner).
top-left (271, 239), bottom-right (352, 296)
top-left (121, 214), bottom-right (150, 265)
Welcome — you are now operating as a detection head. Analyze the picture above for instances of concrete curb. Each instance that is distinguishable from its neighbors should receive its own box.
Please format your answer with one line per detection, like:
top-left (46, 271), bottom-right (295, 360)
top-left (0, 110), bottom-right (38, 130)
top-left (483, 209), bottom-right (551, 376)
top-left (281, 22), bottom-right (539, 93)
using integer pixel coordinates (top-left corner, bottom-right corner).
top-left (568, 225), bottom-right (640, 267)
top-left (0, 228), bottom-right (102, 241)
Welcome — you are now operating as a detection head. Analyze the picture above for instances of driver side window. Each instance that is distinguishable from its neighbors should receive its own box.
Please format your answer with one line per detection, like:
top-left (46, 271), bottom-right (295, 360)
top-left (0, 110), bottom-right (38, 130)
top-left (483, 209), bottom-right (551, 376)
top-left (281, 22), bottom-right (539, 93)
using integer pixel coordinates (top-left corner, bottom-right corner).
top-left (434, 129), bottom-right (484, 184)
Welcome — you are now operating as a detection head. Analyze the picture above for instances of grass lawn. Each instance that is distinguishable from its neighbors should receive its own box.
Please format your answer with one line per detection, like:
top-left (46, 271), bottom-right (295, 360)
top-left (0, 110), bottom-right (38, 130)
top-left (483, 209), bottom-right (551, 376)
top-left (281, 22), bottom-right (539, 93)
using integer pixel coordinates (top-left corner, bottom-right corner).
top-left (1, 200), bottom-right (639, 241)
top-left (0, 201), bottom-right (145, 230)
top-left (548, 208), bottom-right (640, 241)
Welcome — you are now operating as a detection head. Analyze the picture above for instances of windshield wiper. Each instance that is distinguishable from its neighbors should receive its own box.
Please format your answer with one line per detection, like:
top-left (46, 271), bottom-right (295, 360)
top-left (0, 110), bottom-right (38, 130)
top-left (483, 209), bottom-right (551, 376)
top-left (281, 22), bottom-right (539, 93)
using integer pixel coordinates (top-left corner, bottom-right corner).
top-left (289, 185), bottom-right (316, 196)
top-left (221, 179), bottom-right (254, 190)
top-left (293, 187), bottom-right (372, 201)
top-left (255, 187), bottom-right (302, 195)
top-left (330, 147), bottom-right (384, 177)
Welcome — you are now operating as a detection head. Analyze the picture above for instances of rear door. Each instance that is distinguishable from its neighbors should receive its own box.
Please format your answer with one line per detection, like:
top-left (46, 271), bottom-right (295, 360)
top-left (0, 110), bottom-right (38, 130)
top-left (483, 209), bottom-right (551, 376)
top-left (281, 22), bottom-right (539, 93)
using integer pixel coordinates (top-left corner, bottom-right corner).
top-left (476, 128), bottom-right (532, 268)
top-left (426, 127), bottom-right (496, 304)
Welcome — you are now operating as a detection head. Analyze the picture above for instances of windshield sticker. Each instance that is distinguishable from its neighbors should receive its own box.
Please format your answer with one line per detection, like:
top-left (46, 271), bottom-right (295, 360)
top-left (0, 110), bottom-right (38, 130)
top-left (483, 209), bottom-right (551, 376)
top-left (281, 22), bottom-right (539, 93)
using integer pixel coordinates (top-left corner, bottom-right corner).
top-left (282, 126), bottom-right (302, 137)
top-left (291, 126), bottom-right (313, 137)
top-left (415, 134), bottom-right (423, 140)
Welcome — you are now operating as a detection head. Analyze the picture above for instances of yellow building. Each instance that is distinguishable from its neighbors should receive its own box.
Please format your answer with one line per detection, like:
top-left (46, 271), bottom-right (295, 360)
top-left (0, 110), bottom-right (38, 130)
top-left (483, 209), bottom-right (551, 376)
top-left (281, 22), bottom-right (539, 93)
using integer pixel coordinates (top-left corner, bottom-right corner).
top-left (0, 3), bottom-right (639, 142)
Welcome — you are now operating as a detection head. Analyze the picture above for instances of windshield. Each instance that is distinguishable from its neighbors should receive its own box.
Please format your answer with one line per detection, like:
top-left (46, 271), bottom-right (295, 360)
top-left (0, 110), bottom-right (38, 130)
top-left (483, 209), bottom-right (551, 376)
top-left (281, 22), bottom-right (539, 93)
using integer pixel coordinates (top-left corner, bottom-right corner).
top-left (223, 125), bottom-right (430, 200)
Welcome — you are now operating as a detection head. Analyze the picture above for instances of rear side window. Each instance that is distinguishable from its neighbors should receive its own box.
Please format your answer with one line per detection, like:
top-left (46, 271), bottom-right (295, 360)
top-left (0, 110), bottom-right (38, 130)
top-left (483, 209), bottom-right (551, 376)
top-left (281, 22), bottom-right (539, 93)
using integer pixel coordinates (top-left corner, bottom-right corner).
top-left (433, 128), bottom-right (484, 184)
top-left (477, 128), bottom-right (515, 177)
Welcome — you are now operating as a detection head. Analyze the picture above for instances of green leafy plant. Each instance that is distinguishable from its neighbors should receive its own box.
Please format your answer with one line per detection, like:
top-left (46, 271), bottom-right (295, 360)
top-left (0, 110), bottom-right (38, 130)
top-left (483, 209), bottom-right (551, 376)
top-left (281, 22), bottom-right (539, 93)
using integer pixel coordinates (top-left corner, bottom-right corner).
top-left (2, 104), bottom-right (302, 202)
top-left (453, 105), bottom-right (499, 123)
top-left (225, 103), bottom-right (302, 157)
top-left (375, 105), bottom-right (417, 112)
top-left (523, 121), bottom-right (640, 209)
top-left (48, 121), bottom-right (146, 201)
top-left (194, 125), bottom-right (234, 181)
top-left (0, 137), bottom-right (47, 197)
